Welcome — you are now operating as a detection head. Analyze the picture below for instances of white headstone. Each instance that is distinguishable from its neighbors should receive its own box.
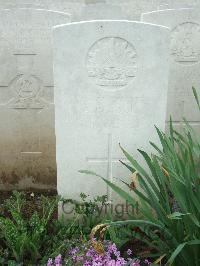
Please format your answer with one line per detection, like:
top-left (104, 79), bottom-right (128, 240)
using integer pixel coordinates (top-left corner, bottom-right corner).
top-left (53, 20), bottom-right (170, 209)
top-left (142, 8), bottom-right (200, 132)
top-left (0, 1), bottom-right (83, 22)
top-left (105, 0), bottom-right (159, 20)
top-left (0, 9), bottom-right (71, 189)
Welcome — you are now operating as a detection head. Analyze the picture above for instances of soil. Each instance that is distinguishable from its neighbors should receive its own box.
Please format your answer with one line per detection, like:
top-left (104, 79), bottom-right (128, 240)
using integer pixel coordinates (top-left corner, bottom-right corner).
top-left (120, 237), bottom-right (155, 260)
top-left (120, 229), bottom-right (156, 263)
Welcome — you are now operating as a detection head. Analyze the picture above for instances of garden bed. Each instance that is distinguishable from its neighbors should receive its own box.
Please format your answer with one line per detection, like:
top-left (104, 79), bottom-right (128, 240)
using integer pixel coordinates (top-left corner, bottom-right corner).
top-left (0, 189), bottom-right (58, 219)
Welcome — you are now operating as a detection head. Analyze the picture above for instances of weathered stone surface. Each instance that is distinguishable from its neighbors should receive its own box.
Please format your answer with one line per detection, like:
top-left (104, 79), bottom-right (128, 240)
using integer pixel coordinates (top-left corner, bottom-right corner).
top-left (105, 0), bottom-right (158, 20)
top-left (157, 0), bottom-right (198, 9)
top-left (78, 3), bottom-right (128, 20)
top-left (105, 0), bottom-right (199, 20)
top-left (53, 21), bottom-right (170, 206)
top-left (142, 8), bottom-right (200, 130)
top-left (0, 1), bottom-right (199, 21)
top-left (0, 1), bottom-right (83, 21)
top-left (0, 9), bottom-right (71, 190)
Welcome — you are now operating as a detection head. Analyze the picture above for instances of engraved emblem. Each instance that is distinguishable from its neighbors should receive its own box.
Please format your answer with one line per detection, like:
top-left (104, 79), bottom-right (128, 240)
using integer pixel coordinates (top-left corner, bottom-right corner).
top-left (8, 74), bottom-right (44, 109)
top-left (171, 22), bottom-right (200, 64)
top-left (86, 37), bottom-right (137, 89)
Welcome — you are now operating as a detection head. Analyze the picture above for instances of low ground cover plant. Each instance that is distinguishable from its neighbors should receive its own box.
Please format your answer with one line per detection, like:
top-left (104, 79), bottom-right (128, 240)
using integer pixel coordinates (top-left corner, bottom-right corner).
top-left (1, 191), bottom-right (137, 265)
top-left (61, 193), bottom-right (109, 237)
top-left (0, 191), bottom-right (61, 264)
top-left (0, 192), bottom-right (150, 265)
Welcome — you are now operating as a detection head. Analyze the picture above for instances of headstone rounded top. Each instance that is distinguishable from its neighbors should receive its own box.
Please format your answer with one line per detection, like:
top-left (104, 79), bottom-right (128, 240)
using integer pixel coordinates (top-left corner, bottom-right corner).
top-left (54, 19), bottom-right (170, 31)
top-left (0, 8), bottom-right (71, 27)
top-left (142, 7), bottom-right (194, 15)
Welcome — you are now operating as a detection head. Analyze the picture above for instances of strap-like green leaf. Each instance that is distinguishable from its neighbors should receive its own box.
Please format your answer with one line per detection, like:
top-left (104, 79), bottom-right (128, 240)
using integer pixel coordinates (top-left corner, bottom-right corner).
top-left (79, 170), bottom-right (137, 208)
top-left (168, 239), bottom-right (200, 265)
top-left (192, 87), bottom-right (200, 110)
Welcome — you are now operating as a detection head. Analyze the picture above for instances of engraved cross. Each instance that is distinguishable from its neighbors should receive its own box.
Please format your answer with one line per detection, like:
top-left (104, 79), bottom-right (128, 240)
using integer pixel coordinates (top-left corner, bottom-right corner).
top-left (87, 134), bottom-right (128, 200)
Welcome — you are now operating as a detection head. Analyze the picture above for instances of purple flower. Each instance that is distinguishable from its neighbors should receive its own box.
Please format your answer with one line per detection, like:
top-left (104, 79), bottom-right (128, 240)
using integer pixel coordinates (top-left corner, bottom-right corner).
top-left (131, 263), bottom-right (140, 266)
top-left (48, 240), bottom-right (149, 266)
top-left (83, 260), bottom-right (91, 266)
top-left (69, 247), bottom-right (79, 255)
top-left (108, 259), bottom-right (116, 266)
top-left (54, 254), bottom-right (62, 266)
top-left (144, 259), bottom-right (151, 265)
top-left (127, 249), bottom-right (132, 256)
top-left (108, 243), bottom-right (118, 254)
top-left (47, 258), bottom-right (53, 266)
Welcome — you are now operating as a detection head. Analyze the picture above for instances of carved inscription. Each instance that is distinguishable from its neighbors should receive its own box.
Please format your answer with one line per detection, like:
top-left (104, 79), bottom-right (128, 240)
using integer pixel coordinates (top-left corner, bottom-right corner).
top-left (8, 74), bottom-right (44, 109)
top-left (171, 22), bottom-right (200, 64)
top-left (86, 37), bottom-right (137, 89)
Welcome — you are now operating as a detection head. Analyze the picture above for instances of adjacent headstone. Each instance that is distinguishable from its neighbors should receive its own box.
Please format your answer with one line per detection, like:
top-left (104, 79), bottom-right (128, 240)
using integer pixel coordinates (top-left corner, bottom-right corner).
top-left (105, 0), bottom-right (159, 20)
top-left (79, 3), bottom-right (128, 20)
top-left (0, 1), bottom-right (199, 22)
top-left (85, 0), bottom-right (106, 4)
top-left (142, 8), bottom-right (200, 133)
top-left (0, 1), bottom-right (83, 22)
top-left (0, 9), bottom-right (71, 190)
top-left (53, 21), bottom-right (170, 209)
top-left (105, 0), bottom-right (198, 20)
top-left (157, 0), bottom-right (198, 10)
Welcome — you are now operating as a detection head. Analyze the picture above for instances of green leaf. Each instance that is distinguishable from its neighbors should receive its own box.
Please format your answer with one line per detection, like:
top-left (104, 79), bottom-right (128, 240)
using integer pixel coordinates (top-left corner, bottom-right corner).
top-left (169, 116), bottom-right (174, 146)
top-left (167, 212), bottom-right (191, 220)
top-left (149, 141), bottom-right (163, 155)
top-left (192, 87), bottom-right (200, 110)
top-left (119, 160), bottom-right (135, 173)
top-left (108, 219), bottom-right (173, 240)
top-left (79, 170), bottom-right (137, 208)
top-left (119, 144), bottom-right (149, 178)
top-left (167, 240), bottom-right (200, 265)
top-left (168, 243), bottom-right (186, 265)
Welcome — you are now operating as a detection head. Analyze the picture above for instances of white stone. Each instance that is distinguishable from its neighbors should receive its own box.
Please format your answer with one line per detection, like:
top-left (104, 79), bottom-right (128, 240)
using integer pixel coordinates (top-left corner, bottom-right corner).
top-left (0, 1), bottom-right (199, 22)
top-left (142, 8), bottom-right (200, 128)
top-left (157, 0), bottom-right (198, 10)
top-left (0, 1), bottom-right (84, 22)
top-left (104, 0), bottom-right (199, 20)
top-left (78, 3), bottom-right (128, 20)
top-left (53, 20), bottom-right (170, 206)
top-left (104, 0), bottom-right (159, 20)
top-left (0, 9), bottom-right (71, 189)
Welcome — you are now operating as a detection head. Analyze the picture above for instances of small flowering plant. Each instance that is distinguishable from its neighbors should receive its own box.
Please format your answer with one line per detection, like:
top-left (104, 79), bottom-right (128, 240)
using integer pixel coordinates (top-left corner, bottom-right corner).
top-left (47, 240), bottom-right (151, 266)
